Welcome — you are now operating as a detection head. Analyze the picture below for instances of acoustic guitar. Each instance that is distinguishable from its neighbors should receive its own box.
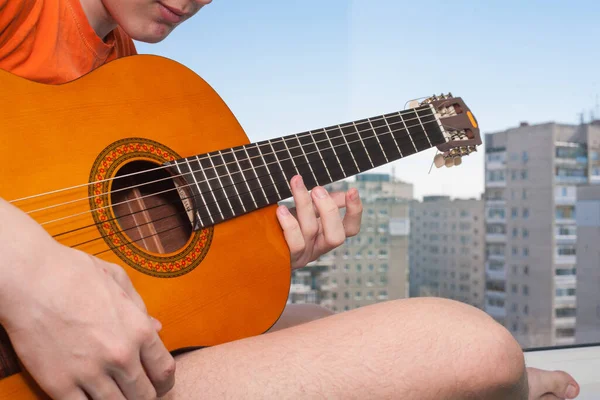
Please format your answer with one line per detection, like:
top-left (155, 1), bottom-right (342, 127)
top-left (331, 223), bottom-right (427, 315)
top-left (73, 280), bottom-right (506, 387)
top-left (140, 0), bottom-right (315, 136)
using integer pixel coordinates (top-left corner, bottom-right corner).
top-left (0, 54), bottom-right (481, 398)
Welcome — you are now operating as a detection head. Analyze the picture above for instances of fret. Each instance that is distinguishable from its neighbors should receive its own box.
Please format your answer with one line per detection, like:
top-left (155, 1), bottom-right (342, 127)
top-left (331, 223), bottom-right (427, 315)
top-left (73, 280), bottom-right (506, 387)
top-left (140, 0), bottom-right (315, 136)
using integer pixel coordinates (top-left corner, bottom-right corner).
top-left (337, 124), bottom-right (361, 171)
top-left (218, 150), bottom-right (246, 214)
top-left (413, 108), bottom-right (432, 147)
top-left (418, 106), bottom-right (445, 145)
top-left (384, 112), bottom-right (419, 157)
top-left (258, 141), bottom-right (290, 198)
top-left (296, 133), bottom-right (327, 188)
top-left (245, 144), bottom-right (279, 203)
top-left (230, 147), bottom-right (259, 209)
top-left (265, 139), bottom-right (293, 199)
top-left (399, 110), bottom-right (429, 152)
top-left (192, 155), bottom-right (224, 222)
top-left (238, 146), bottom-right (270, 207)
top-left (357, 118), bottom-right (388, 165)
top-left (179, 158), bottom-right (207, 225)
top-left (369, 116), bottom-right (401, 160)
top-left (300, 129), bottom-right (344, 185)
top-left (286, 135), bottom-right (319, 188)
top-left (325, 126), bottom-right (358, 177)
top-left (342, 122), bottom-right (373, 171)
top-left (315, 129), bottom-right (345, 182)
top-left (206, 153), bottom-right (236, 218)
top-left (271, 138), bottom-right (299, 180)
top-left (309, 132), bottom-right (331, 184)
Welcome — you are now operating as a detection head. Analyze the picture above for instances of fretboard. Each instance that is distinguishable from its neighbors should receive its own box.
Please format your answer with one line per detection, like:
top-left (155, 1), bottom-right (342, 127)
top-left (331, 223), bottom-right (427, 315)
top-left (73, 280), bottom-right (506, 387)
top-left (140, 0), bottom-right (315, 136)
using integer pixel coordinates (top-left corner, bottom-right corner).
top-left (168, 105), bottom-right (445, 229)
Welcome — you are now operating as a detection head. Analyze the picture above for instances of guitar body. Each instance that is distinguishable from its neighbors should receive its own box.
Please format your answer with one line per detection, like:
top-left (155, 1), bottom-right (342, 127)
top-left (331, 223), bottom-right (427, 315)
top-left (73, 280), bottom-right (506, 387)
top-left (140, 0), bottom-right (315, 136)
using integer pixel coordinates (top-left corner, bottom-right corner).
top-left (0, 55), bottom-right (291, 398)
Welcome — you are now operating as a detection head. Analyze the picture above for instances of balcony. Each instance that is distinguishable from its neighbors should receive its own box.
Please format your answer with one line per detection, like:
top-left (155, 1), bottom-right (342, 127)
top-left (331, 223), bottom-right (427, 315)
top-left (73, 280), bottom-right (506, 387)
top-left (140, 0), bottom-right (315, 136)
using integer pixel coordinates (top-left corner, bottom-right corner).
top-left (555, 233), bottom-right (577, 244)
top-left (555, 255), bottom-right (577, 265)
top-left (486, 180), bottom-right (507, 188)
top-left (488, 253), bottom-right (506, 261)
top-left (555, 195), bottom-right (576, 205)
top-left (554, 316), bottom-right (577, 328)
top-left (486, 268), bottom-right (506, 281)
top-left (486, 233), bottom-right (507, 243)
top-left (485, 304), bottom-right (507, 318)
top-left (555, 175), bottom-right (588, 184)
top-left (554, 337), bottom-right (577, 346)
top-left (555, 295), bottom-right (577, 307)
top-left (486, 289), bottom-right (507, 299)
top-left (555, 275), bottom-right (577, 286)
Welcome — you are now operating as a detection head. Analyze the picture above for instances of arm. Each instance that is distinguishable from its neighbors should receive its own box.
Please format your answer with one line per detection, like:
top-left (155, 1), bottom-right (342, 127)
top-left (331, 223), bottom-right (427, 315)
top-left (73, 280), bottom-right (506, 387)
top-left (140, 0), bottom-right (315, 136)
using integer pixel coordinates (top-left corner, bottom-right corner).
top-left (0, 197), bottom-right (175, 399)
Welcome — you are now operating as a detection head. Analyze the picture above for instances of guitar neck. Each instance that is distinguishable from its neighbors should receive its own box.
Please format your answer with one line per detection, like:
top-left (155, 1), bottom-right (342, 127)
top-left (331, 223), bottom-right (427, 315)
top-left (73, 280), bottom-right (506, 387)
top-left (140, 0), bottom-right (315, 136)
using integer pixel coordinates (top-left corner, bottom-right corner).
top-left (169, 105), bottom-right (446, 229)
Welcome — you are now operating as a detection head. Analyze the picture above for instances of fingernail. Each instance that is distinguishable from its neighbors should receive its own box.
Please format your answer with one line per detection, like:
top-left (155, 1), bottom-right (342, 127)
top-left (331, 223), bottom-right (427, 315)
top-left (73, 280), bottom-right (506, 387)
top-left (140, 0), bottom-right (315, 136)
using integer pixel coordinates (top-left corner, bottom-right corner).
top-left (151, 317), bottom-right (162, 332)
top-left (278, 205), bottom-right (290, 216)
top-left (349, 188), bottom-right (359, 201)
top-left (295, 175), bottom-right (305, 189)
top-left (313, 186), bottom-right (327, 199)
top-left (566, 384), bottom-right (577, 398)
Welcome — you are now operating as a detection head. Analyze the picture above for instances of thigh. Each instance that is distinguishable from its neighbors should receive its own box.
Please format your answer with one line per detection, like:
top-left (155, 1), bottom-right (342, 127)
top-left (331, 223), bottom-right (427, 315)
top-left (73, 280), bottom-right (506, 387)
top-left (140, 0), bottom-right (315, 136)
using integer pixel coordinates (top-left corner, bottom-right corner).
top-left (163, 298), bottom-right (525, 400)
top-left (267, 303), bottom-right (334, 332)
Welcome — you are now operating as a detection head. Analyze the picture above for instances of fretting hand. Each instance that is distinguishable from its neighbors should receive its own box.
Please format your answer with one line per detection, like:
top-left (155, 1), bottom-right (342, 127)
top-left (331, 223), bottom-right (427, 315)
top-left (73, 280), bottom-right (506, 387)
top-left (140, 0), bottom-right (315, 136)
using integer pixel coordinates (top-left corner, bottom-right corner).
top-left (276, 175), bottom-right (363, 269)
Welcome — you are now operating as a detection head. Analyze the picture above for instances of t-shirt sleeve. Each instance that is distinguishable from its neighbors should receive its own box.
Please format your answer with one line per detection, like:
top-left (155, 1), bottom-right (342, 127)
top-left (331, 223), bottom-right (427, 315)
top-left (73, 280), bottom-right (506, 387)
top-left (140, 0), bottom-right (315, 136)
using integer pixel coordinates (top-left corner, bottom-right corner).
top-left (113, 26), bottom-right (138, 57)
top-left (0, 0), bottom-right (40, 60)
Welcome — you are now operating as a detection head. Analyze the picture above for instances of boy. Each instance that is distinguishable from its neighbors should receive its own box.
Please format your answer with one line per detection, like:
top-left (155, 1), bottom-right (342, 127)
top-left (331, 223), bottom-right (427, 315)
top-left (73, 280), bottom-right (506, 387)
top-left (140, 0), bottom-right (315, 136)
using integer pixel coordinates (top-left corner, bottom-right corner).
top-left (0, 0), bottom-right (580, 398)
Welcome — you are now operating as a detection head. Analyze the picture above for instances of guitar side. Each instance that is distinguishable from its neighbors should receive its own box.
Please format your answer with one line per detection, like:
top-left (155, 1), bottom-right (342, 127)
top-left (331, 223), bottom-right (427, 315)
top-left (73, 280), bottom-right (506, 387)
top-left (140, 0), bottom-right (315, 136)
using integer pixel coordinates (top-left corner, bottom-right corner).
top-left (0, 55), bottom-right (291, 397)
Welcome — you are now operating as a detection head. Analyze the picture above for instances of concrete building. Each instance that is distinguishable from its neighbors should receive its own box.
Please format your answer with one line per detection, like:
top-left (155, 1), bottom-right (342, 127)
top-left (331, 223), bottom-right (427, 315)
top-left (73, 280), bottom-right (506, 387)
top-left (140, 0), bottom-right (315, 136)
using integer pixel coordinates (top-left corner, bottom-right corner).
top-left (575, 185), bottom-right (600, 344)
top-left (484, 121), bottom-right (600, 347)
top-left (409, 196), bottom-right (485, 309)
top-left (298, 173), bottom-right (414, 313)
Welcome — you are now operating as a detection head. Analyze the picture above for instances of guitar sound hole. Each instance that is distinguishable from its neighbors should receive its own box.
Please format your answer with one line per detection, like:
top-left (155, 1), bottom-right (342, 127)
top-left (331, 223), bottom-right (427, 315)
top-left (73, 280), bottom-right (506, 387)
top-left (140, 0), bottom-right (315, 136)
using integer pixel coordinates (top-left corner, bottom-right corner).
top-left (111, 161), bottom-right (192, 254)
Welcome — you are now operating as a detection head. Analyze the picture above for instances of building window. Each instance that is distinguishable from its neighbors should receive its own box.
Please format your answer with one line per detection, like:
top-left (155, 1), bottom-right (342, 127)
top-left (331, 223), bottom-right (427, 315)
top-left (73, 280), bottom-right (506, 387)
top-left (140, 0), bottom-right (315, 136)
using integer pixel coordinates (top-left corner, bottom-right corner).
top-left (523, 305), bottom-right (529, 315)
top-left (512, 246), bottom-right (518, 255)
top-left (556, 328), bottom-right (576, 338)
top-left (511, 284), bottom-right (518, 293)
top-left (344, 292), bottom-right (349, 299)
top-left (524, 265), bottom-right (529, 275)
top-left (512, 228), bottom-right (518, 237)
top-left (511, 207), bottom-right (518, 218)
top-left (522, 228), bottom-right (529, 238)
top-left (555, 308), bottom-right (577, 318)
top-left (523, 285), bottom-right (529, 296)
top-left (523, 208), bottom-right (529, 218)
top-left (356, 264), bottom-right (362, 272)
top-left (523, 247), bottom-right (529, 257)
top-left (522, 151), bottom-right (529, 163)
top-left (556, 288), bottom-right (576, 296)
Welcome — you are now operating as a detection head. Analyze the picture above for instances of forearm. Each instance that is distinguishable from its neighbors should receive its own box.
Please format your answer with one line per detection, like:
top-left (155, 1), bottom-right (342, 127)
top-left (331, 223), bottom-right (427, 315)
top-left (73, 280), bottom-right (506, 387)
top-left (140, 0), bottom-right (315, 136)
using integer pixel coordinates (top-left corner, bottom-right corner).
top-left (0, 197), bottom-right (51, 321)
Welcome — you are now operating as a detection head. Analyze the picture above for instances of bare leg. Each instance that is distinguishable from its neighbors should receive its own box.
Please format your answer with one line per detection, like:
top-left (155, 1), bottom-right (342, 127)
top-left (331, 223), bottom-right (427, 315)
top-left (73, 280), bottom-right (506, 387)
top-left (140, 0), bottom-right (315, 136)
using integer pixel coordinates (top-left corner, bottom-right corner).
top-left (162, 298), bottom-right (527, 399)
top-left (267, 303), bottom-right (334, 332)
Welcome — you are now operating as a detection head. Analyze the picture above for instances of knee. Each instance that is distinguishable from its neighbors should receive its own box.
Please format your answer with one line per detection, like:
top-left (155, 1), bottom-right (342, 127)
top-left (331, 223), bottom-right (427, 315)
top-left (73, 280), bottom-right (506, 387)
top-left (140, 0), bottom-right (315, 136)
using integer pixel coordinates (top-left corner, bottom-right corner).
top-left (385, 297), bottom-right (526, 398)
top-left (428, 298), bottom-right (526, 398)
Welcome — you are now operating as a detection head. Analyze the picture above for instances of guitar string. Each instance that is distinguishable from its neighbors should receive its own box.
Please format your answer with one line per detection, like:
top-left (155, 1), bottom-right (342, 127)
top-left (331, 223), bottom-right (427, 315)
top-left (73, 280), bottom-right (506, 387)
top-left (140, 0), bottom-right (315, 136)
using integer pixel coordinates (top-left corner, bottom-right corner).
top-left (40, 113), bottom-right (444, 229)
top-left (23, 109), bottom-right (438, 217)
top-left (10, 107), bottom-right (437, 206)
top-left (69, 151), bottom-right (357, 250)
top-left (52, 114), bottom-right (446, 243)
top-left (80, 141), bottom-right (420, 256)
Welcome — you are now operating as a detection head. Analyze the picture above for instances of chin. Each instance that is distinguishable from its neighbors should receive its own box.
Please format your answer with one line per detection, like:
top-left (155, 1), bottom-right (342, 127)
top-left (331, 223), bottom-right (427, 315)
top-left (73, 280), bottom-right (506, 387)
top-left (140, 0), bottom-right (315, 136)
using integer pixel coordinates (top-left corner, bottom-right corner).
top-left (124, 23), bottom-right (174, 44)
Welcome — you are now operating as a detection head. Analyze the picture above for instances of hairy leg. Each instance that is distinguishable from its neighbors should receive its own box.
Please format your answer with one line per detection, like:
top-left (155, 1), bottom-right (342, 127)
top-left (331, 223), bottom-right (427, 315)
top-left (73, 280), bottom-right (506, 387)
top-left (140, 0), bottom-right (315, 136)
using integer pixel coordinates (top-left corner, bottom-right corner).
top-left (267, 303), bottom-right (334, 332)
top-left (162, 298), bottom-right (526, 399)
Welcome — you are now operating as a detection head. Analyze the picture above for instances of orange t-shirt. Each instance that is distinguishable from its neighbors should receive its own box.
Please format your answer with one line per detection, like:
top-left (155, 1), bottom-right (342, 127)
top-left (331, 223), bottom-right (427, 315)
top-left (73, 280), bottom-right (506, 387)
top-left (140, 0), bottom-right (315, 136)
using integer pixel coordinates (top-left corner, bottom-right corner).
top-left (0, 0), bottom-right (137, 84)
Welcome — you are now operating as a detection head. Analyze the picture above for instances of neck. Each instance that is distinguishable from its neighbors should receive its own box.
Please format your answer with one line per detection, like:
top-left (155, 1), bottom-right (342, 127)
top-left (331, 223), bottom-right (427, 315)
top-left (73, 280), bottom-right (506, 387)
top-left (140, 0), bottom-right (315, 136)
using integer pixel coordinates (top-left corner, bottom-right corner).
top-left (78, 0), bottom-right (118, 40)
top-left (168, 105), bottom-right (446, 230)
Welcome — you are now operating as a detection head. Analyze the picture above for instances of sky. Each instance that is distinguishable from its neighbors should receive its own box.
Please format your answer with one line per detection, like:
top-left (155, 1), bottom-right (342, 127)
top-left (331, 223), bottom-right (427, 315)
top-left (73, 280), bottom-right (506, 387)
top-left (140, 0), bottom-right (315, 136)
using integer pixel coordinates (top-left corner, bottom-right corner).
top-left (136, 0), bottom-right (600, 200)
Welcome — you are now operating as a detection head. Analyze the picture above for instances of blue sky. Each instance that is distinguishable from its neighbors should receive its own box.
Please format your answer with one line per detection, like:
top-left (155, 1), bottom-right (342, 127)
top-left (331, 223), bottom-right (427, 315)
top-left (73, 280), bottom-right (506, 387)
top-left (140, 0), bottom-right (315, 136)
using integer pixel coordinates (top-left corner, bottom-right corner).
top-left (137, 0), bottom-right (600, 199)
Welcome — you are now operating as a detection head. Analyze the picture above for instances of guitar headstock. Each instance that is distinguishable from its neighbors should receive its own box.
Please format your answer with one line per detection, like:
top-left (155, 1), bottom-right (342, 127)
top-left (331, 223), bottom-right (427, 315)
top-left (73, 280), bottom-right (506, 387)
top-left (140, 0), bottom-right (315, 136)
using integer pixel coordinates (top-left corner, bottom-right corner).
top-left (419, 93), bottom-right (481, 168)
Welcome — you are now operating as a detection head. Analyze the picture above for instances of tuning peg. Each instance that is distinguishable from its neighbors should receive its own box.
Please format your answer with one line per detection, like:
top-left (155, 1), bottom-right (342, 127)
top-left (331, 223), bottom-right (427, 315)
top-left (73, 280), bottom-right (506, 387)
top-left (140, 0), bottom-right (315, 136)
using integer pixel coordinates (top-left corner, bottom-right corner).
top-left (434, 153), bottom-right (445, 168)
top-left (445, 156), bottom-right (454, 168)
top-left (453, 156), bottom-right (462, 166)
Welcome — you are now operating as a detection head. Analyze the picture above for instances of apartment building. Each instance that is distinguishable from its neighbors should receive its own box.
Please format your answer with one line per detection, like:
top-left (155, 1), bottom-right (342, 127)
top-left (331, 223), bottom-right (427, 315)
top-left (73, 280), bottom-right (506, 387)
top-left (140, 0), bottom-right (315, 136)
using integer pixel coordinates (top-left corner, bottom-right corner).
top-left (484, 121), bottom-right (600, 347)
top-left (574, 185), bottom-right (600, 344)
top-left (409, 196), bottom-right (485, 309)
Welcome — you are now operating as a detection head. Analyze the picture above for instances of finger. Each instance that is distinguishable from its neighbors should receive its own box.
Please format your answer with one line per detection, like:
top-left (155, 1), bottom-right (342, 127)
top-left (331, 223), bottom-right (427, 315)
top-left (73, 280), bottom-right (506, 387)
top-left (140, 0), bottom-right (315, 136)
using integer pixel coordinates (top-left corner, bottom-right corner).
top-left (140, 332), bottom-right (177, 397)
top-left (82, 377), bottom-right (127, 400)
top-left (290, 175), bottom-right (319, 240)
top-left (61, 388), bottom-right (89, 400)
top-left (311, 186), bottom-right (346, 250)
top-left (276, 205), bottom-right (306, 264)
top-left (342, 188), bottom-right (362, 237)
top-left (112, 363), bottom-right (157, 400)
